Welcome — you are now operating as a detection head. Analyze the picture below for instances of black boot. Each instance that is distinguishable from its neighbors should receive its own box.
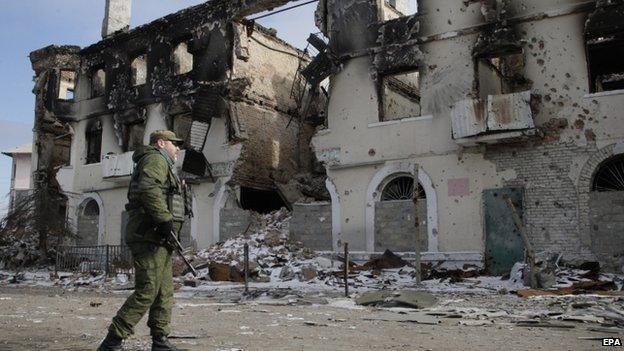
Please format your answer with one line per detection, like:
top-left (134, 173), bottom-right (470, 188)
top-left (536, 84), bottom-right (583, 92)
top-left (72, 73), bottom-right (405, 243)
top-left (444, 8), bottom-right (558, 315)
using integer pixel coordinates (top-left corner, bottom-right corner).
top-left (97, 330), bottom-right (123, 351)
top-left (151, 334), bottom-right (187, 351)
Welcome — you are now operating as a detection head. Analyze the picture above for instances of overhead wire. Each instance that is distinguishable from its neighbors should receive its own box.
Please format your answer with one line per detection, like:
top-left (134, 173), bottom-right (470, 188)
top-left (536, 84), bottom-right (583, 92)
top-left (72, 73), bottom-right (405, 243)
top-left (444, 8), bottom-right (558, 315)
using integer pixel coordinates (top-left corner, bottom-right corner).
top-left (248, 0), bottom-right (319, 21)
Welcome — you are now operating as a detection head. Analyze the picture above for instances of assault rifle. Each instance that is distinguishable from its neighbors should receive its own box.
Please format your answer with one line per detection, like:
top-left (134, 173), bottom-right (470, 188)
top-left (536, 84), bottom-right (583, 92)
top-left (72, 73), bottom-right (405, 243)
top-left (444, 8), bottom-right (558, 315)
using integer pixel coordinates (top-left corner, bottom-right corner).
top-left (169, 231), bottom-right (198, 277)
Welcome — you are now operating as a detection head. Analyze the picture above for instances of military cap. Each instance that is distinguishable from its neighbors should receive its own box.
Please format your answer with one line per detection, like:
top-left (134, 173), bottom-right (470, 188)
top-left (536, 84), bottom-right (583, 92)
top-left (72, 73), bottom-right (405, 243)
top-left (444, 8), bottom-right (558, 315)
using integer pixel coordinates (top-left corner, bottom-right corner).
top-left (149, 130), bottom-right (184, 146)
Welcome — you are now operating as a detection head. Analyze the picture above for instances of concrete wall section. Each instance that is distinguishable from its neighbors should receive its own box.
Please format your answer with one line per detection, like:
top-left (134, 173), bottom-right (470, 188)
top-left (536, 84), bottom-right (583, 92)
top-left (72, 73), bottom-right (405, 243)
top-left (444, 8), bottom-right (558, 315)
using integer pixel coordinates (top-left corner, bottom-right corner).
top-left (290, 202), bottom-right (332, 251)
top-left (220, 207), bottom-right (252, 241)
top-left (589, 191), bottom-right (624, 271)
top-left (375, 200), bottom-right (419, 252)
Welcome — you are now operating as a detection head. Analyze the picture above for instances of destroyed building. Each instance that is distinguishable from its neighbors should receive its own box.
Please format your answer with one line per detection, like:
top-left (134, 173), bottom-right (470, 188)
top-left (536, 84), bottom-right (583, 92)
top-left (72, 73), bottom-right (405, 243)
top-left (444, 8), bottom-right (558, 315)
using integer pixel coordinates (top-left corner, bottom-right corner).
top-left (307, 0), bottom-right (624, 272)
top-left (29, 0), bottom-right (325, 249)
top-left (27, 0), bottom-right (624, 273)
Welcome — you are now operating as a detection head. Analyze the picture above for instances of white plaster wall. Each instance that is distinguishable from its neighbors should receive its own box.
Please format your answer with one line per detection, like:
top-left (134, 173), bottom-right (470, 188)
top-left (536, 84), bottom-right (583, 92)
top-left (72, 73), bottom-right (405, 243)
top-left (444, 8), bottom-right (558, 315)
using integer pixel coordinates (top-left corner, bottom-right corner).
top-left (96, 188), bottom-right (128, 244)
top-left (191, 181), bottom-right (218, 248)
top-left (12, 154), bottom-right (32, 190)
top-left (326, 153), bottom-right (513, 254)
top-left (313, 0), bottom-right (623, 256)
top-left (142, 103), bottom-right (169, 144)
top-left (518, 14), bottom-right (624, 145)
top-left (203, 117), bottom-right (243, 165)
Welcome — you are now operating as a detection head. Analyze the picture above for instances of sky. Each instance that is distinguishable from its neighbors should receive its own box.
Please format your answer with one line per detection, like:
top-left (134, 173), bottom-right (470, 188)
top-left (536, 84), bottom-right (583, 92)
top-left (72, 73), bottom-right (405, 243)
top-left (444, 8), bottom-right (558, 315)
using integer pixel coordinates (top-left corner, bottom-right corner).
top-left (0, 0), bottom-right (317, 217)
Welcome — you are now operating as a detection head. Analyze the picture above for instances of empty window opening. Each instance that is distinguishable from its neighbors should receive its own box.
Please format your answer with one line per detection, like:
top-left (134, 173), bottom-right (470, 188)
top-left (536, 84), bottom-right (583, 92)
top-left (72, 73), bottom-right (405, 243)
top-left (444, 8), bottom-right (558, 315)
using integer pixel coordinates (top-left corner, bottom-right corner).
top-left (380, 70), bottom-right (421, 121)
top-left (172, 42), bottom-right (193, 75)
top-left (58, 70), bottom-right (76, 100)
top-left (85, 120), bottom-right (102, 164)
top-left (476, 52), bottom-right (526, 100)
top-left (586, 35), bottom-right (624, 92)
top-left (381, 176), bottom-right (426, 201)
top-left (131, 54), bottom-right (147, 86)
top-left (383, 0), bottom-right (418, 20)
top-left (91, 68), bottom-right (106, 97)
top-left (240, 187), bottom-right (287, 214)
top-left (592, 154), bottom-right (624, 192)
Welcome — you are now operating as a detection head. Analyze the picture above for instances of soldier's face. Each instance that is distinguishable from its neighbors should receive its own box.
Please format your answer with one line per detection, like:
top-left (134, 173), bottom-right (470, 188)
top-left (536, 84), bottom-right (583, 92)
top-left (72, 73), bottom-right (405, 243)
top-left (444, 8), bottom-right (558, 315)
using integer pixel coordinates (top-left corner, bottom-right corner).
top-left (157, 139), bottom-right (180, 161)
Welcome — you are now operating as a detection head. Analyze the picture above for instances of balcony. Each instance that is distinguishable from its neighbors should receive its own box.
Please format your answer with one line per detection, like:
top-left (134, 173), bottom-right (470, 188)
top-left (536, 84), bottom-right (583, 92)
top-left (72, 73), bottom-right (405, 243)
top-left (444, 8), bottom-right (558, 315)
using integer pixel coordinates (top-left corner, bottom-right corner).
top-left (102, 152), bottom-right (134, 181)
top-left (451, 91), bottom-right (536, 145)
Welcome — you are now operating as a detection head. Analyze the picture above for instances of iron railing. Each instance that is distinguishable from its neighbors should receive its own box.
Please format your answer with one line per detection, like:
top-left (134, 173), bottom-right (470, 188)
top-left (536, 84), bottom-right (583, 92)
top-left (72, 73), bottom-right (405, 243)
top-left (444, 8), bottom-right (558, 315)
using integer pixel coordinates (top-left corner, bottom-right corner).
top-left (55, 245), bottom-right (133, 276)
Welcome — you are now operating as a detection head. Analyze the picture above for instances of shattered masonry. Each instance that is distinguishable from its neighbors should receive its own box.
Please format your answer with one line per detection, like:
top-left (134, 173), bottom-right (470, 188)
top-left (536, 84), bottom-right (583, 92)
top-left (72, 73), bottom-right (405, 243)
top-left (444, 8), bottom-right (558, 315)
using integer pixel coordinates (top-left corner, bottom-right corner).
top-left (29, 0), bottom-right (327, 251)
top-left (26, 0), bottom-right (624, 273)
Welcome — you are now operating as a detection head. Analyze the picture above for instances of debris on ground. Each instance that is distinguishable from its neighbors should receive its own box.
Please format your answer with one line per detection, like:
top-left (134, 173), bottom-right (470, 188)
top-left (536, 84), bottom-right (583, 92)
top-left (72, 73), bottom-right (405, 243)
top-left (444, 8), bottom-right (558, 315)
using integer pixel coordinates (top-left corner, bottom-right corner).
top-left (357, 250), bottom-right (410, 271)
top-left (355, 290), bottom-right (437, 309)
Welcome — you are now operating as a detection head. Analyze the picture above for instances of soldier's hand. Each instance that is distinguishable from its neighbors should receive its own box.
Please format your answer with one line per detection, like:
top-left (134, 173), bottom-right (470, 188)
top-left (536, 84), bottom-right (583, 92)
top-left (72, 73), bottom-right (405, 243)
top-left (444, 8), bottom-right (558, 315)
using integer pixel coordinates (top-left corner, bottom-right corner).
top-left (156, 220), bottom-right (174, 238)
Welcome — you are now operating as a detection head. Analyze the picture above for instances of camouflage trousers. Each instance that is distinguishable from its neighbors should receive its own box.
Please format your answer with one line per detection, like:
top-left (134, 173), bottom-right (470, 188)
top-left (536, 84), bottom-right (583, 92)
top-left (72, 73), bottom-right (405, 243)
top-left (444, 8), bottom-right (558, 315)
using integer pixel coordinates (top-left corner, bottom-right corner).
top-left (108, 242), bottom-right (173, 338)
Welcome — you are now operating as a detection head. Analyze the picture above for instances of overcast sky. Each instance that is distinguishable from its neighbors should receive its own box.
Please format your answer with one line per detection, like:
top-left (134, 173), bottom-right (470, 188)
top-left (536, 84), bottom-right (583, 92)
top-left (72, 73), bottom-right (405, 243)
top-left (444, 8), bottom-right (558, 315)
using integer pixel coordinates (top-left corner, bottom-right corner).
top-left (0, 0), bottom-right (317, 217)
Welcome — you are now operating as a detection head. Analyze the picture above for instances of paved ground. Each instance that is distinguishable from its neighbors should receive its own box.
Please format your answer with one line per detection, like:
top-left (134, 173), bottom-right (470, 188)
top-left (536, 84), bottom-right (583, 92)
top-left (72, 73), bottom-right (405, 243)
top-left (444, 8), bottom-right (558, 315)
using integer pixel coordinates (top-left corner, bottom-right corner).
top-left (0, 285), bottom-right (619, 351)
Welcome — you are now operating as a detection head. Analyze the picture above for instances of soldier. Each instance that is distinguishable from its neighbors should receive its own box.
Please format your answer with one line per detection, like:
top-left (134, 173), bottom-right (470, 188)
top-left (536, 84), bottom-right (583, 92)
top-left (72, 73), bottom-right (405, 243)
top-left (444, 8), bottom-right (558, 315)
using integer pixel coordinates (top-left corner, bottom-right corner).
top-left (98, 130), bottom-right (189, 351)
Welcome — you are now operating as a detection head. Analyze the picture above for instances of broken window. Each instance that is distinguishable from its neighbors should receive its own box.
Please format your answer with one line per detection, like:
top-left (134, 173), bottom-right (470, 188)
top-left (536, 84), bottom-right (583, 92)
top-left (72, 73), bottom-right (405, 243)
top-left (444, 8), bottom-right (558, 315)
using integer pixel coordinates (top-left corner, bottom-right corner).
top-left (592, 154), bottom-right (624, 192)
top-left (383, 0), bottom-right (418, 20)
top-left (58, 70), bottom-right (76, 100)
top-left (476, 51), bottom-right (526, 100)
top-left (85, 119), bottom-right (102, 164)
top-left (240, 187), bottom-right (287, 214)
top-left (380, 70), bottom-right (421, 121)
top-left (172, 42), bottom-right (193, 75)
top-left (131, 54), bottom-right (147, 86)
top-left (585, 3), bottom-right (624, 93)
top-left (381, 176), bottom-right (425, 201)
top-left (91, 68), bottom-right (106, 98)
top-left (586, 35), bottom-right (624, 92)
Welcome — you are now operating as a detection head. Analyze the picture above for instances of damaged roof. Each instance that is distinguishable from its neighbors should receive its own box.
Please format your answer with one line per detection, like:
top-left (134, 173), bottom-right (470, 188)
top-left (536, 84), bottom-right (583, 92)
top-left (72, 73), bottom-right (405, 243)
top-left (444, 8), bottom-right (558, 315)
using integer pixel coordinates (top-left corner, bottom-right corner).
top-left (2, 144), bottom-right (32, 157)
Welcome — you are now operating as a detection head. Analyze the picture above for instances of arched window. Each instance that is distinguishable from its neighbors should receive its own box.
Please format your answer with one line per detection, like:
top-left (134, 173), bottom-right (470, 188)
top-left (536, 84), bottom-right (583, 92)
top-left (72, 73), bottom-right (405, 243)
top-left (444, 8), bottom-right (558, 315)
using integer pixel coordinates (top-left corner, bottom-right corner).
top-left (592, 154), bottom-right (624, 191)
top-left (83, 199), bottom-right (100, 216)
top-left (172, 42), bottom-right (193, 75)
top-left (77, 198), bottom-right (100, 246)
top-left (131, 54), bottom-right (147, 86)
top-left (381, 176), bottom-right (426, 201)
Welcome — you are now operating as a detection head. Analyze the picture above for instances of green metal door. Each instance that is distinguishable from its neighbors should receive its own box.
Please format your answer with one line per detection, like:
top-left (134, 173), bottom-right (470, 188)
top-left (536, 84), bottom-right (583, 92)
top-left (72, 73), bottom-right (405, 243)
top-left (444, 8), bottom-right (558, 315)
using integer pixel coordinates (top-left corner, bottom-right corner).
top-left (484, 187), bottom-right (525, 275)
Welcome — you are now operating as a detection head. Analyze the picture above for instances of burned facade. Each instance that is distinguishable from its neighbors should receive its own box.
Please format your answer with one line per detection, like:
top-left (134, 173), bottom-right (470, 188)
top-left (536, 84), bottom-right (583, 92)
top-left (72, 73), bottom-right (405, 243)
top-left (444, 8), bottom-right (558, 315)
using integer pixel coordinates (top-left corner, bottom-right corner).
top-left (30, 0), bottom-right (325, 249)
top-left (309, 0), bottom-right (624, 272)
top-left (27, 0), bottom-right (624, 273)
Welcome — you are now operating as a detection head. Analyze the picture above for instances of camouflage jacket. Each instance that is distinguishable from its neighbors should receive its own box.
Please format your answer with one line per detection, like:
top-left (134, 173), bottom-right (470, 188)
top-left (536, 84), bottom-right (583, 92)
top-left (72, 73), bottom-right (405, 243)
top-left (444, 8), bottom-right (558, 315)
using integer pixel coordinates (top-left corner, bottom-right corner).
top-left (124, 145), bottom-right (186, 245)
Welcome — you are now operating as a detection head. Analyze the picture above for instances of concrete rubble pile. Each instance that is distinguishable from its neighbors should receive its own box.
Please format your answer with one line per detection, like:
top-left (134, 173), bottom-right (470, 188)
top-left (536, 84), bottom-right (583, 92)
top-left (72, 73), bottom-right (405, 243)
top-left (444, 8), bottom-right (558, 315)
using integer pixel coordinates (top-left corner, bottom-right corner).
top-left (184, 209), bottom-right (420, 289)
top-left (0, 235), bottom-right (41, 270)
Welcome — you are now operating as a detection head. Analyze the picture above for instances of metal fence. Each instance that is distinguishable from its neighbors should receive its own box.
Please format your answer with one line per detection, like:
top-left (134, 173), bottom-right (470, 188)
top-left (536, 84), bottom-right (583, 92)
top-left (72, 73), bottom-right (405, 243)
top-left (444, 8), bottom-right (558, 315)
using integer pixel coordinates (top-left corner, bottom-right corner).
top-left (55, 245), bottom-right (134, 276)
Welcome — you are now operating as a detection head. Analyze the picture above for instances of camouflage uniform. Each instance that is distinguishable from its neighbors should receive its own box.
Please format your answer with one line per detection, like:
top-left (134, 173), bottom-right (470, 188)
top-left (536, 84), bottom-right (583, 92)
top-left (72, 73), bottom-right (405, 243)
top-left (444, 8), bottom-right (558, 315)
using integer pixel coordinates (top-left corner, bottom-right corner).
top-left (106, 132), bottom-right (187, 341)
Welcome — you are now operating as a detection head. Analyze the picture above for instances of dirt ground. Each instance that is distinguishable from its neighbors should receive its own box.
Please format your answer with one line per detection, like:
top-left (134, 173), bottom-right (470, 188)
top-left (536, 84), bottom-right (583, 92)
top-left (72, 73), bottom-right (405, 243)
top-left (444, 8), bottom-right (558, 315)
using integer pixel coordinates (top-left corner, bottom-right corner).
top-left (0, 285), bottom-right (618, 351)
